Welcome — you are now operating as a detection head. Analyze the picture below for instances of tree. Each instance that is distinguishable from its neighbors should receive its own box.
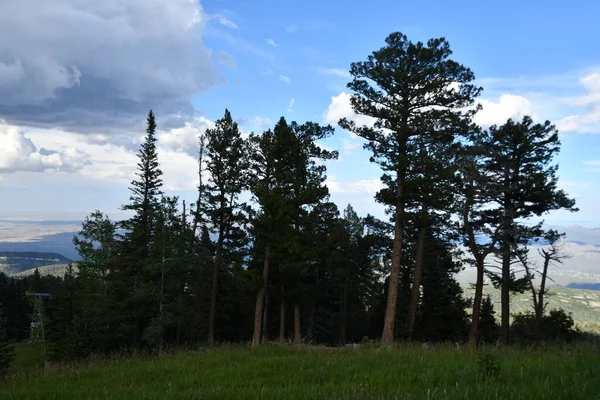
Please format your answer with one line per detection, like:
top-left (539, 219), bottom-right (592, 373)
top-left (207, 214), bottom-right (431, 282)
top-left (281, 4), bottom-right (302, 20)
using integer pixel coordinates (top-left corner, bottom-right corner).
top-left (117, 109), bottom-right (164, 346)
top-left (514, 229), bottom-right (569, 336)
top-left (73, 210), bottom-right (118, 293)
top-left (478, 295), bottom-right (499, 345)
top-left (0, 305), bottom-right (14, 379)
top-left (339, 31), bottom-right (481, 344)
top-left (457, 139), bottom-right (501, 349)
top-left (120, 109), bottom-right (164, 259)
top-left (248, 128), bottom-right (281, 348)
top-left (478, 116), bottom-right (577, 345)
top-left (203, 109), bottom-right (249, 345)
top-left (416, 232), bottom-right (470, 342)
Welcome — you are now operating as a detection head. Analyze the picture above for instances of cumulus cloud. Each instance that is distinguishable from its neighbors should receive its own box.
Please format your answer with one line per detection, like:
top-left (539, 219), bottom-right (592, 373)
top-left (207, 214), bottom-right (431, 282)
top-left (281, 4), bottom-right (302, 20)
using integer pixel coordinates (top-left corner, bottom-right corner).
top-left (279, 75), bottom-right (291, 84)
top-left (157, 117), bottom-right (214, 156)
top-left (473, 94), bottom-right (535, 127)
top-left (325, 176), bottom-right (383, 195)
top-left (323, 92), bottom-right (376, 135)
top-left (0, 0), bottom-right (223, 133)
top-left (266, 39), bottom-right (277, 47)
top-left (0, 122), bottom-right (89, 173)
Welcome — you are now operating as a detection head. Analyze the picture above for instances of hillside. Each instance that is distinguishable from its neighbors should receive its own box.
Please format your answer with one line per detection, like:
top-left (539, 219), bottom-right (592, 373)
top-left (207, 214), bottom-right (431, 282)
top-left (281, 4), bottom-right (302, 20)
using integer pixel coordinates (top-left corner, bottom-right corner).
top-left (4, 346), bottom-right (599, 399)
top-left (0, 251), bottom-right (72, 275)
top-left (462, 284), bottom-right (600, 333)
top-left (11, 263), bottom-right (77, 278)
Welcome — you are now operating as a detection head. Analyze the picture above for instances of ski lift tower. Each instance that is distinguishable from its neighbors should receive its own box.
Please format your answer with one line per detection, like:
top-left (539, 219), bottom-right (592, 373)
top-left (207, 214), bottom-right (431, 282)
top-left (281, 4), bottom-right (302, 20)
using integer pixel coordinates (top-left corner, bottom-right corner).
top-left (26, 292), bottom-right (51, 344)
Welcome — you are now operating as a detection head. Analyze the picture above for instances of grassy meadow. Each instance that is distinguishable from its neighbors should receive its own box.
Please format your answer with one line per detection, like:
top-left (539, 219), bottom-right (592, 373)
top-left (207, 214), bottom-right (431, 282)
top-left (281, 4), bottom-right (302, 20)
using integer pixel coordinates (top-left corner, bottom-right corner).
top-left (2, 343), bottom-right (600, 399)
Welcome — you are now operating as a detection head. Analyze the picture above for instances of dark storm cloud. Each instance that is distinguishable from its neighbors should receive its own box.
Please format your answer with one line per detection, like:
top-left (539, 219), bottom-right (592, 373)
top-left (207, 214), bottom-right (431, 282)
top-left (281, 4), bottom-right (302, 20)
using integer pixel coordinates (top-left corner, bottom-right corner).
top-left (0, 0), bottom-right (225, 134)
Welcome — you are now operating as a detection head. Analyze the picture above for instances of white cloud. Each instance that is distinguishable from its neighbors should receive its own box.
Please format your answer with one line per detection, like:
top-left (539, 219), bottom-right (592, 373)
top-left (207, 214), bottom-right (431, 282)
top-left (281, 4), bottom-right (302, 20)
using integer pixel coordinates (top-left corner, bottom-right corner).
top-left (248, 117), bottom-right (273, 132)
top-left (157, 117), bottom-right (214, 156)
top-left (215, 15), bottom-right (238, 29)
top-left (266, 39), bottom-right (277, 47)
top-left (0, 0), bottom-right (222, 132)
top-left (554, 73), bottom-right (600, 133)
top-left (473, 94), bottom-right (535, 127)
top-left (279, 75), bottom-right (291, 84)
top-left (323, 92), bottom-right (376, 135)
top-left (0, 122), bottom-right (89, 173)
top-left (325, 176), bottom-right (383, 195)
top-left (317, 67), bottom-right (351, 78)
top-left (23, 124), bottom-right (202, 190)
top-left (287, 98), bottom-right (295, 113)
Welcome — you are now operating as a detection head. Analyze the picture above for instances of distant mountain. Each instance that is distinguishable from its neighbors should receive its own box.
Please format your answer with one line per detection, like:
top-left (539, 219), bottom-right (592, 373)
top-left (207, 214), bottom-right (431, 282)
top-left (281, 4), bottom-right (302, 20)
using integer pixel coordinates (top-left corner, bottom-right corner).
top-left (567, 283), bottom-right (600, 291)
top-left (12, 263), bottom-right (76, 278)
top-left (0, 252), bottom-right (72, 275)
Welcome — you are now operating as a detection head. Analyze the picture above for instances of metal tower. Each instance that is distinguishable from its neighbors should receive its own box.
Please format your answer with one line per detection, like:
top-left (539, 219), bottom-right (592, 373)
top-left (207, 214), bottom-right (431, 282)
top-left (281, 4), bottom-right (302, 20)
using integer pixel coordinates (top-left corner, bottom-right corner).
top-left (26, 292), bottom-right (51, 344)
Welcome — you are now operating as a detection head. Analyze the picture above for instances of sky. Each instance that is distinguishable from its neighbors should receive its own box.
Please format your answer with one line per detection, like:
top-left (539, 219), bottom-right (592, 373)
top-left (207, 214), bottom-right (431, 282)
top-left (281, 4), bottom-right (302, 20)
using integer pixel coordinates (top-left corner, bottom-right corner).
top-left (0, 0), bottom-right (599, 227)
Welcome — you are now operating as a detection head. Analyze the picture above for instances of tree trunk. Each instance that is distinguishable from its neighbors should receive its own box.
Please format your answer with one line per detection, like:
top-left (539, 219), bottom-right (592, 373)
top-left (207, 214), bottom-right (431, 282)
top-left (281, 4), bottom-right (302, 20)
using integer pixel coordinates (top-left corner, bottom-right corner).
top-left (407, 222), bottom-right (427, 339)
top-left (382, 155), bottom-right (406, 344)
top-left (538, 254), bottom-right (550, 320)
top-left (500, 214), bottom-right (511, 346)
top-left (306, 303), bottom-right (316, 343)
top-left (339, 277), bottom-right (349, 346)
top-left (293, 302), bottom-right (301, 344)
top-left (262, 293), bottom-right (270, 344)
top-left (252, 244), bottom-right (271, 348)
top-left (279, 287), bottom-right (286, 344)
top-left (191, 136), bottom-right (205, 240)
top-left (208, 243), bottom-right (222, 346)
top-left (469, 258), bottom-right (485, 350)
top-left (158, 257), bottom-right (165, 356)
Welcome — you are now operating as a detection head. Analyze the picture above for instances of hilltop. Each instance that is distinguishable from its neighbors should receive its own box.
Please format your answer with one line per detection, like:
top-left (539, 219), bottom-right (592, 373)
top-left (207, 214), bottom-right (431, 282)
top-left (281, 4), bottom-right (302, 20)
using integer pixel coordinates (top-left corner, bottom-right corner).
top-left (0, 251), bottom-right (72, 275)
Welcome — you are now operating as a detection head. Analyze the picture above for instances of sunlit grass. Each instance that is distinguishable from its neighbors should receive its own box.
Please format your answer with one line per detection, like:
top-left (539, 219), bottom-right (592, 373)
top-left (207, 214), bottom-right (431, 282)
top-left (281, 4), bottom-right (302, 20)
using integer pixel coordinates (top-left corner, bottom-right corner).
top-left (3, 343), bottom-right (599, 399)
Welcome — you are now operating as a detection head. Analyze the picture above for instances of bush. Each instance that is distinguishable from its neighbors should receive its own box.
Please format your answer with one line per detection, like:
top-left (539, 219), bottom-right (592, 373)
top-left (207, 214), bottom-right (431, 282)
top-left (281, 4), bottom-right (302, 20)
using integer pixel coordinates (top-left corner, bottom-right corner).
top-left (511, 308), bottom-right (580, 343)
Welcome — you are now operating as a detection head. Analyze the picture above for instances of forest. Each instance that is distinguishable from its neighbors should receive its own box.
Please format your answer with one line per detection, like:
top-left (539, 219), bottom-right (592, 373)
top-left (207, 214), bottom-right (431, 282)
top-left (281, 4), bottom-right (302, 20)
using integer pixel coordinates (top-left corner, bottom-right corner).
top-left (0, 31), bottom-right (587, 373)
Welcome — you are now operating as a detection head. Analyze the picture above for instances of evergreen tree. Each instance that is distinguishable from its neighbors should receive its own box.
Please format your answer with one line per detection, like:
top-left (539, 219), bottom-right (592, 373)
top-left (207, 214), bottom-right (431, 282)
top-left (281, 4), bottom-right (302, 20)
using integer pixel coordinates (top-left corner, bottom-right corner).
top-left (416, 232), bottom-right (470, 342)
top-left (117, 109), bottom-right (164, 347)
top-left (339, 31), bottom-right (481, 343)
top-left (121, 109), bottom-right (164, 257)
top-left (0, 305), bottom-right (14, 379)
top-left (457, 138), bottom-right (501, 349)
top-left (478, 295), bottom-right (499, 345)
top-left (203, 109), bottom-right (249, 345)
top-left (477, 116), bottom-right (577, 345)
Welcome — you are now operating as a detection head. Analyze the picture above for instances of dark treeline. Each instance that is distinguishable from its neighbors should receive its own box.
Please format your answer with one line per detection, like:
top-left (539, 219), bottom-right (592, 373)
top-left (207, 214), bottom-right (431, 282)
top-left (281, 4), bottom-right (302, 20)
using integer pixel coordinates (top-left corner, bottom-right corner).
top-left (0, 31), bottom-right (583, 365)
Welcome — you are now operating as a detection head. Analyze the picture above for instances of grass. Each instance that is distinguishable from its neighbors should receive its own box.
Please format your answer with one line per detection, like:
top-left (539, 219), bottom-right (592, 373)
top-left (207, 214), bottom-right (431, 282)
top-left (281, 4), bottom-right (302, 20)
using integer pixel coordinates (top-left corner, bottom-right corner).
top-left (2, 343), bottom-right (600, 399)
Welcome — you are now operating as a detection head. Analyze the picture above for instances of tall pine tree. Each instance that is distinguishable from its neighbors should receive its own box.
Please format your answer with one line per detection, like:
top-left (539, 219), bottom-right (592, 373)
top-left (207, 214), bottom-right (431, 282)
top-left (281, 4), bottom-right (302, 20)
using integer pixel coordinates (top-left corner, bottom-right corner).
top-left (477, 116), bottom-right (577, 345)
top-left (117, 109), bottom-right (164, 347)
top-left (203, 109), bottom-right (249, 345)
top-left (339, 32), bottom-right (481, 344)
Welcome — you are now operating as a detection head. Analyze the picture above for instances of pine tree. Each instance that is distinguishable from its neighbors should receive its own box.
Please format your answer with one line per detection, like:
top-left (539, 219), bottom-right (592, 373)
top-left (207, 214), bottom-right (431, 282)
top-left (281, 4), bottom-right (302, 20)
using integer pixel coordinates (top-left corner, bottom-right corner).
top-left (203, 109), bottom-right (249, 345)
top-left (457, 138), bottom-right (501, 349)
top-left (339, 31), bottom-right (481, 344)
top-left (117, 109), bottom-right (164, 346)
top-left (0, 305), bottom-right (14, 379)
top-left (477, 116), bottom-right (577, 345)
top-left (478, 295), bottom-right (499, 345)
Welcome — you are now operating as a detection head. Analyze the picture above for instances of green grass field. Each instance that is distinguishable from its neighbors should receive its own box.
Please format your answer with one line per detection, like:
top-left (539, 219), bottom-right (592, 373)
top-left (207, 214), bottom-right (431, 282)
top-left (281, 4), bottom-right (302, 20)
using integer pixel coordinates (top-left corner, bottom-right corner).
top-left (3, 344), bottom-right (600, 399)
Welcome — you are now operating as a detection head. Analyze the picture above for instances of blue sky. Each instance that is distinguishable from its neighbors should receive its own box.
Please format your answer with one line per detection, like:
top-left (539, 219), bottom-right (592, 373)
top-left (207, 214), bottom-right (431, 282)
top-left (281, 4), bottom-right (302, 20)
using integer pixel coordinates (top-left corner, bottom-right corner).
top-left (0, 0), bottom-right (599, 227)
